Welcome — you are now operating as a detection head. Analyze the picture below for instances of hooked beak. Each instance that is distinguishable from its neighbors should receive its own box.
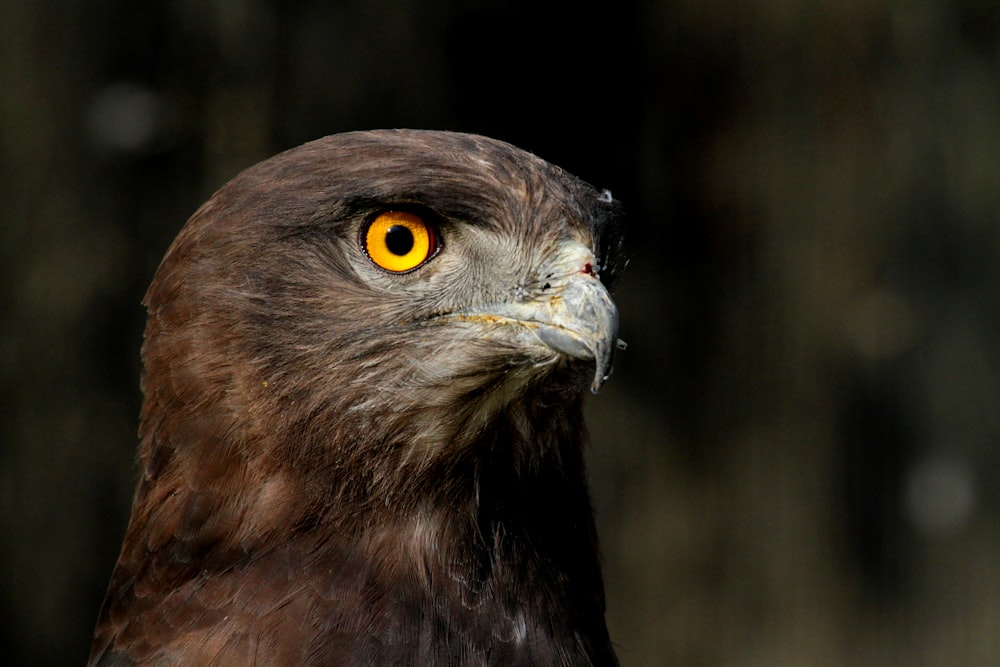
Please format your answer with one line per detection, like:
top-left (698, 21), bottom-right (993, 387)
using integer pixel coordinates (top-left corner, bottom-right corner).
top-left (455, 241), bottom-right (620, 393)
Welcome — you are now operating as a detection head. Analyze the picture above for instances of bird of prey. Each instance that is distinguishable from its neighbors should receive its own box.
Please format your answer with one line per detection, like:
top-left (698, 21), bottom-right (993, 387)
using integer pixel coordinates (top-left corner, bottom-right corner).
top-left (89, 129), bottom-right (624, 666)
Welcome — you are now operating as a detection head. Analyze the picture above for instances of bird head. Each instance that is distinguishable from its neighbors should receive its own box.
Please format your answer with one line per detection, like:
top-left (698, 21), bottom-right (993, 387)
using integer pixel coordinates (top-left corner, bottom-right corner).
top-left (138, 129), bottom-right (623, 518)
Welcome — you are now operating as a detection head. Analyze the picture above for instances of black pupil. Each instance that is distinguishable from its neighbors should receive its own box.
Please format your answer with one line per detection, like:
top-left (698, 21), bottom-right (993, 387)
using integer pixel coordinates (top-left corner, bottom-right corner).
top-left (385, 225), bottom-right (415, 256)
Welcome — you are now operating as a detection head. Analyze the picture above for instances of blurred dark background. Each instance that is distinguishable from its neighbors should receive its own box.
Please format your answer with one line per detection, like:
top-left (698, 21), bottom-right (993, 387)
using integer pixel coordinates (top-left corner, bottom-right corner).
top-left (3, 0), bottom-right (999, 664)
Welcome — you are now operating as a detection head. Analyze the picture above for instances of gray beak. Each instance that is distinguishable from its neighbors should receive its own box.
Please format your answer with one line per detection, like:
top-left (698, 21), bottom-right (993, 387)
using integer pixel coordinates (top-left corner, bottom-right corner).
top-left (460, 240), bottom-right (620, 393)
top-left (529, 270), bottom-right (619, 392)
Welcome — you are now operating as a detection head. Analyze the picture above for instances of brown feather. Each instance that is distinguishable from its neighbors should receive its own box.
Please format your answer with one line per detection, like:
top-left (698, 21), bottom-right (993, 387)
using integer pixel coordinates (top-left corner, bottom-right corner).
top-left (90, 130), bottom-right (623, 666)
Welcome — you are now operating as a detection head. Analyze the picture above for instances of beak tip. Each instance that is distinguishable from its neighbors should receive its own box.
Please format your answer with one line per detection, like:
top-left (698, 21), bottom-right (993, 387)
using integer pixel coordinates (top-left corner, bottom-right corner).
top-left (590, 354), bottom-right (616, 394)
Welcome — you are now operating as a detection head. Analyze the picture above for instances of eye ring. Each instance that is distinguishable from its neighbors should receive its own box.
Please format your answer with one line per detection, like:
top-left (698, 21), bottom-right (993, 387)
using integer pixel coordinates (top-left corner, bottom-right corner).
top-left (362, 211), bottom-right (439, 273)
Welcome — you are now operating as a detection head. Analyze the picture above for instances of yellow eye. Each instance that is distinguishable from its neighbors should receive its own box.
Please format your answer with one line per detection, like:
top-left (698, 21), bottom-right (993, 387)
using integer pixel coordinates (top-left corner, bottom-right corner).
top-left (363, 211), bottom-right (438, 273)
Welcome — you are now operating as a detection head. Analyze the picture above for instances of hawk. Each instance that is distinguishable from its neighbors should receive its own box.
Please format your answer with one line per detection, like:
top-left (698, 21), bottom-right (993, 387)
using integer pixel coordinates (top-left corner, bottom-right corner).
top-left (90, 129), bottom-right (624, 665)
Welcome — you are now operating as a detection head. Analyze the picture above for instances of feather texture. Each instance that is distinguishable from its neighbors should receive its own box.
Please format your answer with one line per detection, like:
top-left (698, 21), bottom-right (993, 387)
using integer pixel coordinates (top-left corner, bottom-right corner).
top-left (90, 130), bottom-right (623, 666)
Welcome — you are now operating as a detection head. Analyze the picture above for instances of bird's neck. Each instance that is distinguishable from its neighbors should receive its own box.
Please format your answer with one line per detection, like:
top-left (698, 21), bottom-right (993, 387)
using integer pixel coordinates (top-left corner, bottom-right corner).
top-left (99, 390), bottom-right (612, 664)
top-left (304, 395), bottom-right (611, 662)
